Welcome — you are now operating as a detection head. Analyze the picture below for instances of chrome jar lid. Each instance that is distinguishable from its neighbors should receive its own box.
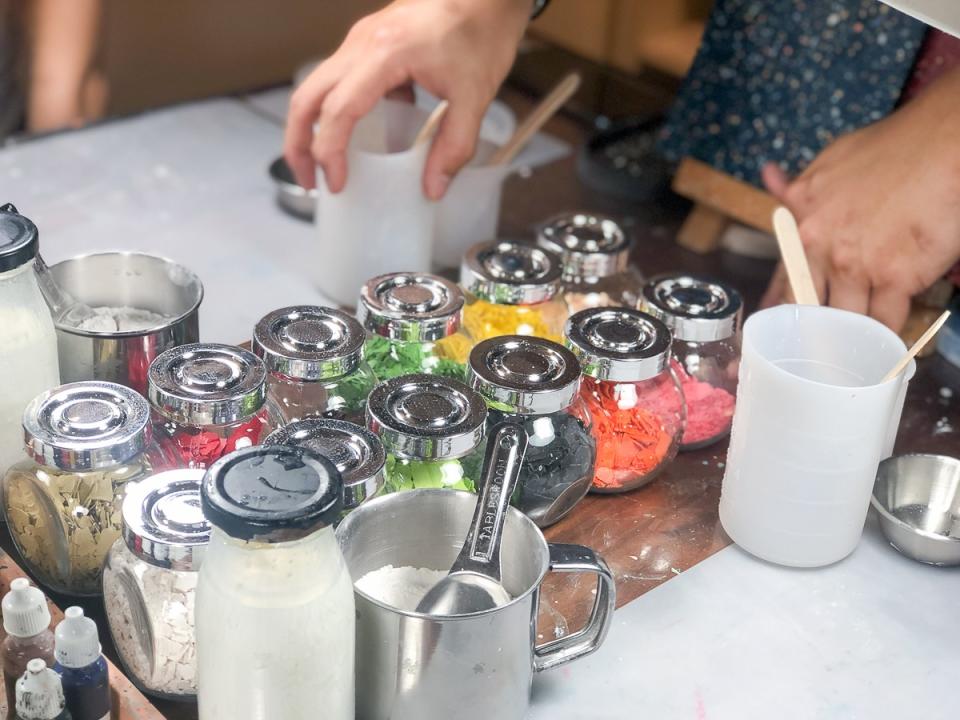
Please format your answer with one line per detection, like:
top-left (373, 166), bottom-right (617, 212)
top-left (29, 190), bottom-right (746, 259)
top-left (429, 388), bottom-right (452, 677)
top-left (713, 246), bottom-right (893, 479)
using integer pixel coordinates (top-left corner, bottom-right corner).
top-left (202, 445), bottom-right (343, 542)
top-left (460, 240), bottom-right (562, 305)
top-left (253, 305), bottom-right (366, 381)
top-left (468, 336), bottom-right (581, 415)
top-left (536, 212), bottom-right (630, 280)
top-left (122, 469), bottom-right (210, 571)
top-left (565, 308), bottom-right (672, 382)
top-left (148, 343), bottom-right (267, 426)
top-left (640, 273), bottom-right (743, 342)
top-left (0, 203), bottom-right (39, 273)
top-left (265, 419), bottom-right (386, 510)
top-left (23, 381), bottom-right (150, 471)
top-left (358, 272), bottom-right (464, 343)
top-left (366, 374), bottom-right (487, 461)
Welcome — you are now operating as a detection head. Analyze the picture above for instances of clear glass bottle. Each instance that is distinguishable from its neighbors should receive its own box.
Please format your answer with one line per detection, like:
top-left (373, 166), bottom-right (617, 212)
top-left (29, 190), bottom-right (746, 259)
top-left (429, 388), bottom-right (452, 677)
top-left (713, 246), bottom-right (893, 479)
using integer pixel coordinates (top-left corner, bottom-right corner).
top-left (265, 418), bottom-right (385, 520)
top-left (565, 308), bottom-right (685, 493)
top-left (358, 272), bottom-right (472, 382)
top-left (253, 306), bottom-right (376, 429)
top-left (537, 212), bottom-right (644, 316)
top-left (102, 468), bottom-right (209, 701)
top-left (366, 374), bottom-right (487, 494)
top-left (148, 343), bottom-right (269, 469)
top-left (0, 204), bottom-right (60, 481)
top-left (640, 274), bottom-right (743, 450)
top-left (459, 240), bottom-right (567, 344)
top-left (2, 382), bottom-right (157, 596)
top-left (196, 446), bottom-right (354, 720)
top-left (468, 336), bottom-right (596, 527)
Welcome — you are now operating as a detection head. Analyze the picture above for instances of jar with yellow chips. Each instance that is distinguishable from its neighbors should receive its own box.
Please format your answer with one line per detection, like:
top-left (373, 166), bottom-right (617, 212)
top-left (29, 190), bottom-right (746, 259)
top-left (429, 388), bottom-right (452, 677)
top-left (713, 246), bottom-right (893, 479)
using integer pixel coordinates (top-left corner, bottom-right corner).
top-left (2, 381), bottom-right (160, 596)
top-left (459, 240), bottom-right (567, 344)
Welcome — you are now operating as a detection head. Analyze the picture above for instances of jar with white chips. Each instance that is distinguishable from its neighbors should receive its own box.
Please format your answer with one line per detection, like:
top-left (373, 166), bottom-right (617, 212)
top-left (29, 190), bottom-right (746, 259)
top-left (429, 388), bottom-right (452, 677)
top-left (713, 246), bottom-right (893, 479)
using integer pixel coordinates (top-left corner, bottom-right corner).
top-left (102, 468), bottom-right (209, 701)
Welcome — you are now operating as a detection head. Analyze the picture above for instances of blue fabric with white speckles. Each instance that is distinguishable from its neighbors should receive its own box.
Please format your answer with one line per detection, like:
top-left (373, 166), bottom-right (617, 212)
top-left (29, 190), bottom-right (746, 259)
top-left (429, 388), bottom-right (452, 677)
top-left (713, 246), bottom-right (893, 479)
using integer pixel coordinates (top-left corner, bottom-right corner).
top-left (658, 0), bottom-right (927, 187)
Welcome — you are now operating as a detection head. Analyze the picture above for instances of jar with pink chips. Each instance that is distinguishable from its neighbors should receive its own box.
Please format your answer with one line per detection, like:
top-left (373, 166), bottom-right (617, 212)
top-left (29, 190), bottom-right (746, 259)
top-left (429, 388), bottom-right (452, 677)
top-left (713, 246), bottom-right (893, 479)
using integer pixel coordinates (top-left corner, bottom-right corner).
top-left (640, 274), bottom-right (742, 450)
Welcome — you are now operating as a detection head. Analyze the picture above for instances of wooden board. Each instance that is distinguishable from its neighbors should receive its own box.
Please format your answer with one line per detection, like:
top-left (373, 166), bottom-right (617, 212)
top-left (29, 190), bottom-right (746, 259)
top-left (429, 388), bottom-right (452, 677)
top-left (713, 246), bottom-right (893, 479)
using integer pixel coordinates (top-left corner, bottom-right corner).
top-left (673, 157), bottom-right (780, 233)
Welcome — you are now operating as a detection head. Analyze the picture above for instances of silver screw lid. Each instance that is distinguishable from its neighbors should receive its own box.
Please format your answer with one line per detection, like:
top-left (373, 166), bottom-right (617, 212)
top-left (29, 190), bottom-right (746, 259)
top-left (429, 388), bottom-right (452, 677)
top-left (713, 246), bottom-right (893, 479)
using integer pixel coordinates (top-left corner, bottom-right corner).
top-left (148, 343), bottom-right (267, 426)
top-left (468, 336), bottom-right (581, 415)
top-left (366, 374), bottom-right (487, 461)
top-left (253, 305), bottom-right (366, 381)
top-left (23, 381), bottom-right (150, 471)
top-left (358, 273), bottom-right (464, 343)
top-left (536, 212), bottom-right (631, 280)
top-left (460, 240), bottom-right (562, 305)
top-left (565, 308), bottom-right (672, 382)
top-left (640, 273), bottom-right (743, 342)
top-left (122, 469), bottom-right (210, 571)
top-left (265, 419), bottom-right (385, 510)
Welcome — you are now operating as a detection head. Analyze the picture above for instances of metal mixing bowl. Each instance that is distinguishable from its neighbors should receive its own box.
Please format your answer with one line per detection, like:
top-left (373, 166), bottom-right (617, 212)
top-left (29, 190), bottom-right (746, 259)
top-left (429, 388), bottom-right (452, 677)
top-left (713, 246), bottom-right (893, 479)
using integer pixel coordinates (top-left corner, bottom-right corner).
top-left (269, 156), bottom-right (316, 220)
top-left (871, 454), bottom-right (960, 566)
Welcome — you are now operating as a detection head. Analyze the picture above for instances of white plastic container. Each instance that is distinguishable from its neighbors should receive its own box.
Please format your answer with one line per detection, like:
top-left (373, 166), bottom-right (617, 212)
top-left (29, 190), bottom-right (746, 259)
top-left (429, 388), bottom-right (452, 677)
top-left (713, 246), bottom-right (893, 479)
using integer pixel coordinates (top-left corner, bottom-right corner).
top-left (719, 305), bottom-right (914, 567)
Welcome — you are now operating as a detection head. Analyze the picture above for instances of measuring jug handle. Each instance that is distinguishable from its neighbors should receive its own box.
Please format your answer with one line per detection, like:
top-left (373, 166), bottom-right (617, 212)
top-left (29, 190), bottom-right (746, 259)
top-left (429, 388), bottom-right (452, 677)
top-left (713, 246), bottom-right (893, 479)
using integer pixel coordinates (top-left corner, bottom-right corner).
top-left (533, 543), bottom-right (616, 673)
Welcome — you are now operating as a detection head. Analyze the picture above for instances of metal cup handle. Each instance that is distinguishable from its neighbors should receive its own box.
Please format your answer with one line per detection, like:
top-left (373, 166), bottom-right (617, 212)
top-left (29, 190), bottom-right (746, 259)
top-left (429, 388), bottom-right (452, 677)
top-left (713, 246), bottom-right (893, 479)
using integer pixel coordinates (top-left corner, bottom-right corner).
top-left (533, 543), bottom-right (616, 672)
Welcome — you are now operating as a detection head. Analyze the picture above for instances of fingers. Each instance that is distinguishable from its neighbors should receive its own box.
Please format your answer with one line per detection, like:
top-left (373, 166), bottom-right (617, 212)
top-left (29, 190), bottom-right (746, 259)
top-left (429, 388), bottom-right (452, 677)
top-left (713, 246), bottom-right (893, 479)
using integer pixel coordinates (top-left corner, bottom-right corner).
top-left (762, 163), bottom-right (791, 203)
top-left (825, 274), bottom-right (870, 315)
top-left (284, 60), bottom-right (342, 189)
top-left (868, 287), bottom-right (912, 333)
top-left (423, 97), bottom-right (484, 200)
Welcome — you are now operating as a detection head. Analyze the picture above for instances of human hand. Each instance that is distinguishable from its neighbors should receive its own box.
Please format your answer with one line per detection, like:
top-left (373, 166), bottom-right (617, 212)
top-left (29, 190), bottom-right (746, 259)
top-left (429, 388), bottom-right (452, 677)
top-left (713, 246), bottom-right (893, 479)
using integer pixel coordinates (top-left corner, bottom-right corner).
top-left (760, 68), bottom-right (960, 331)
top-left (284, 0), bottom-right (531, 200)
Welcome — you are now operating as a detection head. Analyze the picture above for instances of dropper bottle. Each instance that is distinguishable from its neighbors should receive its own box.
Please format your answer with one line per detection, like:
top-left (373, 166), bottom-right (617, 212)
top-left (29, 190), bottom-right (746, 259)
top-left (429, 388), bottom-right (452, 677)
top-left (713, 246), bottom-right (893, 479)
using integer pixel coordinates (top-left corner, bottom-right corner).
top-left (14, 659), bottom-right (70, 720)
top-left (52, 608), bottom-right (110, 720)
top-left (1, 580), bottom-right (55, 720)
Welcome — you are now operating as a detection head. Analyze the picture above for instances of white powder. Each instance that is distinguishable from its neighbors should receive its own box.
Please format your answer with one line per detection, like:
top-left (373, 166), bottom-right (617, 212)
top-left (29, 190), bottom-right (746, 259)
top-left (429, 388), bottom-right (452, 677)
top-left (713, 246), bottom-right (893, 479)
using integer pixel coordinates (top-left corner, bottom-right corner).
top-left (355, 565), bottom-right (449, 612)
top-left (65, 305), bottom-right (172, 333)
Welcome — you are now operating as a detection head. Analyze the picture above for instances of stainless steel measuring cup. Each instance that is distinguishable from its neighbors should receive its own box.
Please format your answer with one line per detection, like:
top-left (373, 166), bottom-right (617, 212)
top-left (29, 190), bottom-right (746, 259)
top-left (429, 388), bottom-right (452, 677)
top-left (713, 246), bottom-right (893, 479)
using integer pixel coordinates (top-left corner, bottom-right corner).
top-left (336, 489), bottom-right (615, 720)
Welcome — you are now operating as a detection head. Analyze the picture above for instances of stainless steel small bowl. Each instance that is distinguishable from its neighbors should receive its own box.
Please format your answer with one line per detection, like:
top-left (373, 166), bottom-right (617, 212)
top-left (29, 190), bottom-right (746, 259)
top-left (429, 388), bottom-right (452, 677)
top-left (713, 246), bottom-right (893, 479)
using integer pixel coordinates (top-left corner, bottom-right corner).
top-left (269, 156), bottom-right (316, 220)
top-left (871, 454), bottom-right (960, 566)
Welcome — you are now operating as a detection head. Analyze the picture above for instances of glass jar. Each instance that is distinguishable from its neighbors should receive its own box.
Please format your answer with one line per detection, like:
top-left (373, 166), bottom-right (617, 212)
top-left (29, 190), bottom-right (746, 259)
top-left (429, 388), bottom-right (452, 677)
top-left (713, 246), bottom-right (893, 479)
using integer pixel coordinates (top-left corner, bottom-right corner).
top-left (640, 274), bottom-right (743, 450)
top-left (197, 446), bottom-right (354, 720)
top-left (0, 204), bottom-right (60, 481)
top-left (460, 240), bottom-right (567, 344)
top-left (148, 343), bottom-right (269, 469)
top-left (358, 272), bottom-right (472, 382)
top-left (2, 382), bottom-right (157, 595)
top-left (565, 308), bottom-right (685, 493)
top-left (265, 418), bottom-right (385, 519)
top-left (468, 336), bottom-right (596, 527)
top-left (102, 468), bottom-right (209, 701)
top-left (537, 212), bottom-right (644, 316)
top-left (366, 374), bottom-right (487, 494)
top-left (253, 306), bottom-right (377, 429)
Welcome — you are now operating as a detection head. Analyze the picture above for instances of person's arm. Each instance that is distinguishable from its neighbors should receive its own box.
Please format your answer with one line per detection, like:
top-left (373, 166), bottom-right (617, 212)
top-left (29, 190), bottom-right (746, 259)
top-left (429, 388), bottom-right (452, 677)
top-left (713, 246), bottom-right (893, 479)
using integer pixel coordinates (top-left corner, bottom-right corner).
top-left (761, 67), bottom-right (960, 331)
top-left (283, 0), bottom-right (534, 200)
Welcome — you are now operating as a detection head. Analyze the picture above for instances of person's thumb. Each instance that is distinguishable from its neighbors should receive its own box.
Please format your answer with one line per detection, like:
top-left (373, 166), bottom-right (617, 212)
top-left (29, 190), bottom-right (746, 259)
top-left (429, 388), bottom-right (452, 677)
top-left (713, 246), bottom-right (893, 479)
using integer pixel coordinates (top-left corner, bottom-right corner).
top-left (761, 162), bottom-right (791, 204)
top-left (423, 100), bottom-right (483, 201)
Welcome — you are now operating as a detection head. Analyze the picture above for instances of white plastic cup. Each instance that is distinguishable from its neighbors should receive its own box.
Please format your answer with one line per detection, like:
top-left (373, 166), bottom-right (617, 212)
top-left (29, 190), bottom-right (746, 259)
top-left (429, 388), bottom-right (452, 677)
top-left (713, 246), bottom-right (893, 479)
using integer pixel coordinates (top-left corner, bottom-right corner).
top-left (315, 100), bottom-right (435, 306)
top-left (719, 305), bottom-right (915, 567)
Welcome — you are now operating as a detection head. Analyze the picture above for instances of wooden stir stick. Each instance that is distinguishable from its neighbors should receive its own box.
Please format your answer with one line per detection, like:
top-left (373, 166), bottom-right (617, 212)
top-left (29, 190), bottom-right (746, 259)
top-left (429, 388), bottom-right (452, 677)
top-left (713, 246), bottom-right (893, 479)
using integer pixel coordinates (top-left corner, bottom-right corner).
top-left (772, 206), bottom-right (820, 306)
top-left (488, 72), bottom-right (582, 166)
top-left (413, 100), bottom-right (449, 147)
top-left (882, 310), bottom-right (951, 382)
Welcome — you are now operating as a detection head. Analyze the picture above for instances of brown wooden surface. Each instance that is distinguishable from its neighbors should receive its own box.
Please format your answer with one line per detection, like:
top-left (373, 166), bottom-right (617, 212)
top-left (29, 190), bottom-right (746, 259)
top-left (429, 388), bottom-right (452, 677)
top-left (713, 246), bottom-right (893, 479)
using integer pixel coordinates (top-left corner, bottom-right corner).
top-left (672, 157), bottom-right (780, 233)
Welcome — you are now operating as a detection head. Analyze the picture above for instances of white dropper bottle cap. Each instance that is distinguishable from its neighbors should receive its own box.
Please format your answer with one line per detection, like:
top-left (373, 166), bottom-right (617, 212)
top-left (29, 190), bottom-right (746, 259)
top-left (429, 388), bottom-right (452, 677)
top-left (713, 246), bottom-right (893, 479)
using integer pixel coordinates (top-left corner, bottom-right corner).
top-left (15, 658), bottom-right (66, 720)
top-left (2, 578), bottom-right (51, 638)
top-left (55, 606), bottom-right (101, 669)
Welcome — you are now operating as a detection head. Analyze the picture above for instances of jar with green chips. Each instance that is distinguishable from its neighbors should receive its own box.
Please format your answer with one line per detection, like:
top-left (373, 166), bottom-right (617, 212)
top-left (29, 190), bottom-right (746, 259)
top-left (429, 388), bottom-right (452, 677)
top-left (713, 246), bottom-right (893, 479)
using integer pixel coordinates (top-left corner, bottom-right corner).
top-left (366, 374), bottom-right (487, 493)
top-left (358, 272), bottom-right (472, 382)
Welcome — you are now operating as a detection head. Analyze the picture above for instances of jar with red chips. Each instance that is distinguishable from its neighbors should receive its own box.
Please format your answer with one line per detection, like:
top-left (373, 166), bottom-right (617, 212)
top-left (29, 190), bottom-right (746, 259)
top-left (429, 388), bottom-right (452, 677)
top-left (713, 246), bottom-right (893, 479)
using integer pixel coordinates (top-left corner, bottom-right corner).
top-left (564, 308), bottom-right (685, 493)
top-left (639, 274), bottom-right (742, 450)
top-left (148, 343), bottom-right (269, 469)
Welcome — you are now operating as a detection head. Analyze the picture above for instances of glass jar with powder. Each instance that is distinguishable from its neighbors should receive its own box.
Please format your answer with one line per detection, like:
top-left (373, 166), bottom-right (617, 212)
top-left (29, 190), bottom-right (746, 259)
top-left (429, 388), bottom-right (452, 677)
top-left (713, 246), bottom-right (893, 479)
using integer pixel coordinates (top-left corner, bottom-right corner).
top-left (565, 308), bottom-right (685, 493)
top-left (2, 381), bottom-right (159, 596)
top-left (468, 336), bottom-right (596, 527)
top-left (640, 274), bottom-right (742, 450)
top-left (536, 212), bottom-right (644, 316)
top-left (102, 468), bottom-right (208, 701)
top-left (366, 374), bottom-right (487, 494)
top-left (148, 343), bottom-right (270, 470)
top-left (358, 272), bottom-right (472, 382)
top-left (253, 306), bottom-right (377, 429)
top-left (460, 240), bottom-right (567, 344)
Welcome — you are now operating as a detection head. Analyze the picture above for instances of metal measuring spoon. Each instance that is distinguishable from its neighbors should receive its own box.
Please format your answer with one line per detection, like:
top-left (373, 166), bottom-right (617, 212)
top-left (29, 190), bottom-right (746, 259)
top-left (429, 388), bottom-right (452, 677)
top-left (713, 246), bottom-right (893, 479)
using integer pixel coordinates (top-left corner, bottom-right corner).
top-left (416, 422), bottom-right (528, 616)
